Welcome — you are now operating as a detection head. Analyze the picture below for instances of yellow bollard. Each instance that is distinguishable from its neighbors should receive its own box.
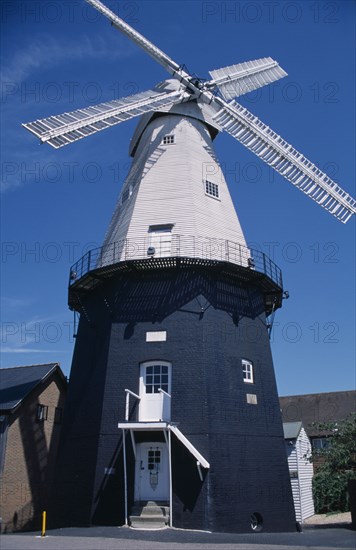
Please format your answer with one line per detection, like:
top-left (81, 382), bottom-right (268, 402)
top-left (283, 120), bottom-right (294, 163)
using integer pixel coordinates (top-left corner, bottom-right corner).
top-left (41, 511), bottom-right (46, 537)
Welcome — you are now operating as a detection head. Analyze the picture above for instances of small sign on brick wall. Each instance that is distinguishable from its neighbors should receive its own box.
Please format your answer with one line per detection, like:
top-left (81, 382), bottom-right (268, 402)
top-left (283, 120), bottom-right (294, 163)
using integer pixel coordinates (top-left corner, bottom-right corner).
top-left (146, 331), bottom-right (167, 342)
top-left (246, 393), bottom-right (258, 405)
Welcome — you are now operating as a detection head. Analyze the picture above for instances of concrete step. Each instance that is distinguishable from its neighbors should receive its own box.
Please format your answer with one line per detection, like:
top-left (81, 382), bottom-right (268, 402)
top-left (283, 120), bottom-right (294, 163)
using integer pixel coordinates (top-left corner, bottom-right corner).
top-left (130, 501), bottom-right (169, 529)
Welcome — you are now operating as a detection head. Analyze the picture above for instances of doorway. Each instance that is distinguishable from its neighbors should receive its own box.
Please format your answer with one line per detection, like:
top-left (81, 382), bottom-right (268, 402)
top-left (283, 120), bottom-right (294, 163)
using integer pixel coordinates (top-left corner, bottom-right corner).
top-left (139, 361), bottom-right (171, 421)
top-left (134, 442), bottom-right (169, 501)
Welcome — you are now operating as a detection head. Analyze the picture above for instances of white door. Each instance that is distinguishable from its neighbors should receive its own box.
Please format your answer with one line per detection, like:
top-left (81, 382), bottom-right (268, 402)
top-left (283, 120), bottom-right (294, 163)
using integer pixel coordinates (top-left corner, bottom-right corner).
top-left (139, 361), bottom-right (171, 421)
top-left (134, 442), bottom-right (169, 501)
top-left (149, 228), bottom-right (172, 258)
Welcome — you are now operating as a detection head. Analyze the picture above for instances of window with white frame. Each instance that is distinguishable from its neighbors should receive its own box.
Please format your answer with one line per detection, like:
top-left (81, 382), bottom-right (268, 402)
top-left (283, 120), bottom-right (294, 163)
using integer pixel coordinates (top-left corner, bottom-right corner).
top-left (162, 134), bottom-right (175, 145)
top-left (242, 359), bottom-right (254, 384)
top-left (205, 180), bottom-right (219, 199)
top-left (145, 363), bottom-right (169, 394)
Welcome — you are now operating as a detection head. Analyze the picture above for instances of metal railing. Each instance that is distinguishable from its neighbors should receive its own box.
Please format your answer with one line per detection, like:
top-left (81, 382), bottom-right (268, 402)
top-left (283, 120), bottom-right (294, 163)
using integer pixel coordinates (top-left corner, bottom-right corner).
top-left (69, 234), bottom-right (282, 288)
top-left (124, 388), bottom-right (171, 422)
top-left (124, 389), bottom-right (140, 421)
top-left (158, 388), bottom-right (171, 422)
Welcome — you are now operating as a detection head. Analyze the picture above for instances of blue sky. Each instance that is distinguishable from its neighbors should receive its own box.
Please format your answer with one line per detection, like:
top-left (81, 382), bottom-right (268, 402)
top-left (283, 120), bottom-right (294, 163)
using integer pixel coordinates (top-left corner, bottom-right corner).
top-left (1, 0), bottom-right (355, 397)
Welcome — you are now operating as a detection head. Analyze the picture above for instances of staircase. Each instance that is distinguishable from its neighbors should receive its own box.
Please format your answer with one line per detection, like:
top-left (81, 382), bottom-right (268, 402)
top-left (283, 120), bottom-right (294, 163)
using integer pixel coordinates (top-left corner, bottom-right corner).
top-left (129, 501), bottom-right (170, 529)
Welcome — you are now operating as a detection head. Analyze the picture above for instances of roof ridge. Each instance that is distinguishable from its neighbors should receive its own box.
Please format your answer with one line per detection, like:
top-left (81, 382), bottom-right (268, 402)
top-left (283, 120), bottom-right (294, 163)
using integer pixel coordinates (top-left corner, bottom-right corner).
top-left (0, 362), bottom-right (59, 371)
top-left (280, 390), bottom-right (356, 398)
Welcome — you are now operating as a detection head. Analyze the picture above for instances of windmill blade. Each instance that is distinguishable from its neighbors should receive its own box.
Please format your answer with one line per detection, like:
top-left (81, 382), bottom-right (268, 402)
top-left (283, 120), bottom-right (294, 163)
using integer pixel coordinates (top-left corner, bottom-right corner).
top-left (213, 100), bottom-right (356, 223)
top-left (207, 58), bottom-right (287, 100)
top-left (86, 0), bottom-right (182, 77)
top-left (23, 88), bottom-right (185, 149)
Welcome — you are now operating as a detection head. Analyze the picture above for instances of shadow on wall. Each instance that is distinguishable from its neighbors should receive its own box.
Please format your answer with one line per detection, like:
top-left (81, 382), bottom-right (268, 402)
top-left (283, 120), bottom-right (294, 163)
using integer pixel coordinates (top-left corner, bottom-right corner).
top-left (2, 382), bottom-right (64, 532)
top-left (105, 268), bottom-right (266, 324)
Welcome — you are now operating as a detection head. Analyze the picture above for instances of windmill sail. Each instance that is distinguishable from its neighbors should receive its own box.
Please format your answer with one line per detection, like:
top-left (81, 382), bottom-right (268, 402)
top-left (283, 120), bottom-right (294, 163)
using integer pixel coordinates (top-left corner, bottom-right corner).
top-left (208, 57), bottom-right (287, 100)
top-left (22, 0), bottom-right (355, 224)
top-left (23, 88), bottom-right (185, 148)
top-left (86, 0), bottom-right (181, 77)
top-left (213, 100), bottom-right (356, 223)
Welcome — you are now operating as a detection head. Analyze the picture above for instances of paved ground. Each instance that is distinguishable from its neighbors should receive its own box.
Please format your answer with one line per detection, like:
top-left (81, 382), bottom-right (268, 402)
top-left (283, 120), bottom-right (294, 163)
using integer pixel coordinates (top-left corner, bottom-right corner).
top-left (1, 525), bottom-right (355, 550)
top-left (304, 512), bottom-right (351, 525)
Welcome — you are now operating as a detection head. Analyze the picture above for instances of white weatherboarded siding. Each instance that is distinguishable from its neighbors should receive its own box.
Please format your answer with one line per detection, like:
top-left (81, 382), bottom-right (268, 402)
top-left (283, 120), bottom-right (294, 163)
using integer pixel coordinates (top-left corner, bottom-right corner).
top-left (285, 426), bottom-right (314, 523)
top-left (102, 108), bottom-right (247, 261)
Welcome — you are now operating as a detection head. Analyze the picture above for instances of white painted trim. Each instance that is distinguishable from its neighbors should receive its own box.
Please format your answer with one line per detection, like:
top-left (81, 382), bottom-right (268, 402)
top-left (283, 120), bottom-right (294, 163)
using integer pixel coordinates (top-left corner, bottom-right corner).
top-left (124, 389), bottom-right (140, 421)
top-left (118, 421), bottom-right (169, 429)
top-left (129, 430), bottom-right (136, 459)
top-left (242, 359), bottom-right (254, 384)
top-left (119, 422), bottom-right (210, 470)
top-left (139, 361), bottom-right (171, 421)
top-left (197, 462), bottom-right (203, 481)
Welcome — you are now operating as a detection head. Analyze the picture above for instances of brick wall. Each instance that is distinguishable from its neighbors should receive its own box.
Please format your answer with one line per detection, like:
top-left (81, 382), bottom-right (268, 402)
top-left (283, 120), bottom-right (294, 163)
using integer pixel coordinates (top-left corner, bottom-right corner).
top-left (50, 267), bottom-right (296, 532)
top-left (0, 375), bottom-right (66, 532)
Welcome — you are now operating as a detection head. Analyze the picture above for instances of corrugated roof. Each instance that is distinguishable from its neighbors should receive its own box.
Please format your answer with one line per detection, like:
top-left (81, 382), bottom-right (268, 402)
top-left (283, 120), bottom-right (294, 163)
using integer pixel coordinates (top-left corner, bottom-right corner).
top-left (283, 421), bottom-right (302, 440)
top-left (0, 363), bottom-right (60, 412)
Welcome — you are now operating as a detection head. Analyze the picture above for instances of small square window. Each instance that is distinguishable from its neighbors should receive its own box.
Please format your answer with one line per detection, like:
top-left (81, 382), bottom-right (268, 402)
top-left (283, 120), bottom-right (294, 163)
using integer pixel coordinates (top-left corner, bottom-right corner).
top-left (36, 404), bottom-right (48, 422)
top-left (162, 135), bottom-right (175, 145)
top-left (242, 359), bottom-right (254, 384)
top-left (205, 180), bottom-right (219, 199)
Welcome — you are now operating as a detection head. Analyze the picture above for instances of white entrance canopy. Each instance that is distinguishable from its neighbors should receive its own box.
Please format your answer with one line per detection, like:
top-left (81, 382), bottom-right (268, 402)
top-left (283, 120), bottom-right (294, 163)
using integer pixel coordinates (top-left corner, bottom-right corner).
top-left (118, 421), bottom-right (210, 527)
top-left (118, 421), bottom-right (210, 469)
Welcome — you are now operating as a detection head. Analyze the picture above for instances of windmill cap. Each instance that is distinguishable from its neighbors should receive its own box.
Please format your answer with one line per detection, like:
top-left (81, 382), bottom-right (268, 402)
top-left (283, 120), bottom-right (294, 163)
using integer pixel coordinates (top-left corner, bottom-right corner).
top-left (129, 79), bottom-right (221, 157)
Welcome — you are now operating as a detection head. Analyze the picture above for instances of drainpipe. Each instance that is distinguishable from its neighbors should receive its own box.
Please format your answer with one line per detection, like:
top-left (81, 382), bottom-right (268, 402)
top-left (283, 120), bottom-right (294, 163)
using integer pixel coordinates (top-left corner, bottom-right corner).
top-left (168, 428), bottom-right (173, 527)
top-left (122, 429), bottom-right (128, 526)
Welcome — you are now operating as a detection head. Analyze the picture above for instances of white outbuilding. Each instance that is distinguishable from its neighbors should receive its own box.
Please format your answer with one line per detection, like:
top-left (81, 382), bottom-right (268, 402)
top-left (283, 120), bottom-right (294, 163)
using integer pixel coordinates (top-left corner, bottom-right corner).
top-left (283, 422), bottom-right (315, 523)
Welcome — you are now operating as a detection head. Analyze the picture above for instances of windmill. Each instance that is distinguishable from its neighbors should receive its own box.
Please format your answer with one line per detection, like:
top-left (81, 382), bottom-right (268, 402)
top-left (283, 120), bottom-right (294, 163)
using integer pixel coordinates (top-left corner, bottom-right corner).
top-left (23, 0), bottom-right (355, 533)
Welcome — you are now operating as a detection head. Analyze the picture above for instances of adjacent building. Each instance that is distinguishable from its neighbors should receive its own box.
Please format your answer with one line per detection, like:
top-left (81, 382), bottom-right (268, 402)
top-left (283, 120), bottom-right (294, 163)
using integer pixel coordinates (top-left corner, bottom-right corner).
top-left (0, 363), bottom-right (67, 532)
top-left (280, 391), bottom-right (356, 451)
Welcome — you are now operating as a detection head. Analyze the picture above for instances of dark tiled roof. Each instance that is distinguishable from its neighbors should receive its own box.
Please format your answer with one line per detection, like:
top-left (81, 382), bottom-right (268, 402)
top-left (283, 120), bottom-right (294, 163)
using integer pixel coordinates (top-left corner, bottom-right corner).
top-left (279, 391), bottom-right (356, 437)
top-left (0, 363), bottom-right (60, 412)
top-left (283, 421), bottom-right (302, 440)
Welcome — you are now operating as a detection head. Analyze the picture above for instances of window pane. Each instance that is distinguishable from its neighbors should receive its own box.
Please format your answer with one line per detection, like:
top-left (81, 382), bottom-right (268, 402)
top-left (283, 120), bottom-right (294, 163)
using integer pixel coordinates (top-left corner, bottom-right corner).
top-left (205, 180), bottom-right (219, 198)
top-left (242, 360), bottom-right (254, 383)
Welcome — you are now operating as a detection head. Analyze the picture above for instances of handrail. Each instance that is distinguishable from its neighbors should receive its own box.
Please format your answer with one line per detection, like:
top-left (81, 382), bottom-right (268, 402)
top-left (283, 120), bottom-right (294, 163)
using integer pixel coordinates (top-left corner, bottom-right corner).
top-left (158, 388), bottom-right (171, 422)
top-left (158, 388), bottom-right (171, 398)
top-left (124, 389), bottom-right (140, 421)
top-left (69, 234), bottom-right (282, 290)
